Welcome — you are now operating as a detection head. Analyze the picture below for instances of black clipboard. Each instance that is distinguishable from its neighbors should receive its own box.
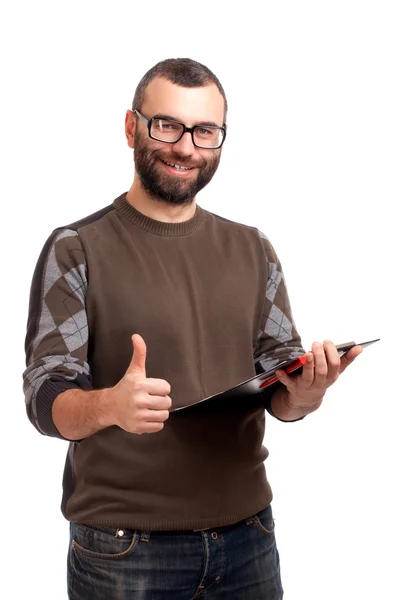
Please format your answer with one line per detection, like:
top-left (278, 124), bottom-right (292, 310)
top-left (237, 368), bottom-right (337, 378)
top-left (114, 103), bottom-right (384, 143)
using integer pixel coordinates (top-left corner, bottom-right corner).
top-left (170, 338), bottom-right (380, 414)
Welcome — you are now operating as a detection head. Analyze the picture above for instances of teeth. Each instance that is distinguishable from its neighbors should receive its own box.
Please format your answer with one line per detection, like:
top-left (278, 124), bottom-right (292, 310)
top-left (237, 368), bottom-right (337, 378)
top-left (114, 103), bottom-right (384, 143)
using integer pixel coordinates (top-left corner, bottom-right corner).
top-left (165, 161), bottom-right (192, 171)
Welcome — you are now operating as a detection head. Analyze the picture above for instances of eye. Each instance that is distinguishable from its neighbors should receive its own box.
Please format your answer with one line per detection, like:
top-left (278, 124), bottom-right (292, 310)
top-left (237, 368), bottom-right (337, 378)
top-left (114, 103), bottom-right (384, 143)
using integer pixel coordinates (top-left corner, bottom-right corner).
top-left (196, 127), bottom-right (213, 137)
top-left (153, 119), bottom-right (181, 132)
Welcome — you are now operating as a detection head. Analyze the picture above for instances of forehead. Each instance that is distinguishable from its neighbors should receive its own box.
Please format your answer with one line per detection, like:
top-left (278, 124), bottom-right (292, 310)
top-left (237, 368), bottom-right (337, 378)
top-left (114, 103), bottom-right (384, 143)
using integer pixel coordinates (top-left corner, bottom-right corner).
top-left (141, 77), bottom-right (225, 126)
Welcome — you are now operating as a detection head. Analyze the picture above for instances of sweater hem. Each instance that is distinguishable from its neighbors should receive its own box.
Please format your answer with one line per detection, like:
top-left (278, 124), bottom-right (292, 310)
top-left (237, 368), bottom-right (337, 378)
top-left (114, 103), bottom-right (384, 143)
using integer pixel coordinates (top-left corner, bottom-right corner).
top-left (67, 497), bottom-right (273, 531)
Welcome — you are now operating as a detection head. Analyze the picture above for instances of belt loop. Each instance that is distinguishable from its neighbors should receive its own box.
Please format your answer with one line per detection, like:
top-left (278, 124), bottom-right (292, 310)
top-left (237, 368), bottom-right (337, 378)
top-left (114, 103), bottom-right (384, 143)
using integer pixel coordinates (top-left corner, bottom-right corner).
top-left (139, 530), bottom-right (151, 543)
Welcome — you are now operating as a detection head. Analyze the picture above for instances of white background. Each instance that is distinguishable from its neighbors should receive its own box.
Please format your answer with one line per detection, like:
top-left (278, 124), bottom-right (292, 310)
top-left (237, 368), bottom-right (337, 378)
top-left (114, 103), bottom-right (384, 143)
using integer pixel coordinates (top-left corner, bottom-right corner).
top-left (1, 1), bottom-right (398, 599)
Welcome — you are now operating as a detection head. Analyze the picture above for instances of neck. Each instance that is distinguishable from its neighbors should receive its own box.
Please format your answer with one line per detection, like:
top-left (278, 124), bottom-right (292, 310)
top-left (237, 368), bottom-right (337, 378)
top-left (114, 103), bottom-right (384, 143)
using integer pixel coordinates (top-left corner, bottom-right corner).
top-left (126, 178), bottom-right (197, 223)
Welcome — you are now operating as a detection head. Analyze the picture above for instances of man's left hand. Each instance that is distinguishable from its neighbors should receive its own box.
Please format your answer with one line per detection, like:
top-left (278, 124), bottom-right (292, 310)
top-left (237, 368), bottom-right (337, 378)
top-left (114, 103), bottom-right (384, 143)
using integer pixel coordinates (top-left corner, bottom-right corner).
top-left (275, 340), bottom-right (363, 411)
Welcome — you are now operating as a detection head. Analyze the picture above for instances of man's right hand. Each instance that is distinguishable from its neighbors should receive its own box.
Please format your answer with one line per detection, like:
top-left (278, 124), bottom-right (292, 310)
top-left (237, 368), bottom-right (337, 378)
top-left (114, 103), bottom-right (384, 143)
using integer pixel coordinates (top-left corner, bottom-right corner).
top-left (109, 334), bottom-right (172, 435)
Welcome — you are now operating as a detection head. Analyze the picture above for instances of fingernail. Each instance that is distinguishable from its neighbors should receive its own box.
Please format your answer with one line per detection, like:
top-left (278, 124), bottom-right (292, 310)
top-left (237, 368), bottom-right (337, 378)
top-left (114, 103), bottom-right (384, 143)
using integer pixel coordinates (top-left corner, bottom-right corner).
top-left (313, 342), bottom-right (322, 348)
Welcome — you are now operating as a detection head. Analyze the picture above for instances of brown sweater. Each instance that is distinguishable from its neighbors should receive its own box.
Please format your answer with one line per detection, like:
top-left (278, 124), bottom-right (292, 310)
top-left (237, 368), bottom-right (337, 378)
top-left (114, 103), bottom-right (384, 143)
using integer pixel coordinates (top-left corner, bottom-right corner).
top-left (23, 192), bottom-right (304, 530)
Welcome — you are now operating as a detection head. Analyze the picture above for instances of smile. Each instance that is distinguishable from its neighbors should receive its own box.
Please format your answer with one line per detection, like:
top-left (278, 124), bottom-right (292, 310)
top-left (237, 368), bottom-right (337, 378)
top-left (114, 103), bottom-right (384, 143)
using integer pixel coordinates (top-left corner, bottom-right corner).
top-left (161, 160), bottom-right (194, 171)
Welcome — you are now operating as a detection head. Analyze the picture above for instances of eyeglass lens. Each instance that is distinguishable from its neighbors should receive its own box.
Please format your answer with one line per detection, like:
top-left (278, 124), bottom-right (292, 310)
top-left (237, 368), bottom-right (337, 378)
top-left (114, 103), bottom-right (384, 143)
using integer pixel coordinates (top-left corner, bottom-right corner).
top-left (150, 118), bottom-right (223, 148)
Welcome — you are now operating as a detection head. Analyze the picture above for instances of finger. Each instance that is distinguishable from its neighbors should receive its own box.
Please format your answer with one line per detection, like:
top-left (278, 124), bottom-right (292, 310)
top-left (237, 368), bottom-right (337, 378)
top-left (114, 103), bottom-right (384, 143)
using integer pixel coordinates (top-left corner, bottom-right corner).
top-left (137, 422), bottom-right (165, 434)
top-left (143, 378), bottom-right (172, 396)
top-left (311, 342), bottom-right (328, 385)
top-left (276, 352), bottom-right (313, 388)
top-left (146, 395), bottom-right (172, 410)
top-left (141, 409), bottom-right (170, 423)
top-left (339, 345), bottom-right (363, 374)
top-left (323, 340), bottom-right (341, 383)
top-left (127, 334), bottom-right (147, 376)
top-left (299, 352), bottom-right (315, 386)
top-left (275, 368), bottom-right (292, 388)
top-left (135, 394), bottom-right (172, 411)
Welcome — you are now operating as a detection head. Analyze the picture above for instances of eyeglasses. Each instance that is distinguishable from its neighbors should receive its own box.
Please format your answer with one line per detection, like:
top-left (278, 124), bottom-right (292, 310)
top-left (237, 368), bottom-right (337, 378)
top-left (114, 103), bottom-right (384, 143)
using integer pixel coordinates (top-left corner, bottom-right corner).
top-left (133, 109), bottom-right (226, 149)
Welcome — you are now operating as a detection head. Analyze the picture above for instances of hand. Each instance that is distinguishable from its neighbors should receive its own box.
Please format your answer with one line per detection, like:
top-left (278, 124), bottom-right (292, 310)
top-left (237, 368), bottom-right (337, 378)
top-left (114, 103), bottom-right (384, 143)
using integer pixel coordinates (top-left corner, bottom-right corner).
top-left (275, 340), bottom-right (363, 411)
top-left (109, 334), bottom-right (172, 434)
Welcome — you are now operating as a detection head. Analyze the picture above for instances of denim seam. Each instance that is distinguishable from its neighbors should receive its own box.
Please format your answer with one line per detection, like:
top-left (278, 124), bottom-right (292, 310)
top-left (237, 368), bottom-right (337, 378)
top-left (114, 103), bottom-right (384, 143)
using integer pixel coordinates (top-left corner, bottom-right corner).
top-left (72, 530), bottom-right (140, 560)
top-left (254, 515), bottom-right (275, 536)
top-left (194, 531), bottom-right (225, 596)
top-left (193, 532), bottom-right (210, 598)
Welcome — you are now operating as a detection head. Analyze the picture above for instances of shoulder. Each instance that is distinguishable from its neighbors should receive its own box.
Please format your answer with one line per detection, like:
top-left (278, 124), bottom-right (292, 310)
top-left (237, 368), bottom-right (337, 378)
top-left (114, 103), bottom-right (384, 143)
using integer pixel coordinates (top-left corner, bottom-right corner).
top-left (204, 208), bottom-right (266, 239)
top-left (39, 194), bottom-right (124, 255)
top-left (32, 198), bottom-right (123, 283)
top-left (56, 196), bottom-right (119, 236)
top-left (203, 208), bottom-right (275, 252)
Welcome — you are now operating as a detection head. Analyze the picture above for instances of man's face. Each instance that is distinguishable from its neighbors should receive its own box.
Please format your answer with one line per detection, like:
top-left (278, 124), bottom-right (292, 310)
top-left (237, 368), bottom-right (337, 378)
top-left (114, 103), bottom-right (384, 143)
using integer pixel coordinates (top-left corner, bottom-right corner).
top-left (128, 77), bottom-right (225, 206)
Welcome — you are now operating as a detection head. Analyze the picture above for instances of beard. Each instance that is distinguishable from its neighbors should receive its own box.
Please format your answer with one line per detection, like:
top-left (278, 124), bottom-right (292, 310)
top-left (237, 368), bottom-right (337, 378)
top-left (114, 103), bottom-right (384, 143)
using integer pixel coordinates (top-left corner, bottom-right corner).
top-left (133, 130), bottom-right (221, 206)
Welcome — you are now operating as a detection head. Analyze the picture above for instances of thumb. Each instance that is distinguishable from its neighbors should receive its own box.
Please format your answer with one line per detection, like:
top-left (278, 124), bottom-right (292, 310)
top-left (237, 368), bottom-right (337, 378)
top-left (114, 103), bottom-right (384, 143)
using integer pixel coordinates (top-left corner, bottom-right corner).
top-left (126, 334), bottom-right (147, 376)
top-left (339, 345), bottom-right (363, 374)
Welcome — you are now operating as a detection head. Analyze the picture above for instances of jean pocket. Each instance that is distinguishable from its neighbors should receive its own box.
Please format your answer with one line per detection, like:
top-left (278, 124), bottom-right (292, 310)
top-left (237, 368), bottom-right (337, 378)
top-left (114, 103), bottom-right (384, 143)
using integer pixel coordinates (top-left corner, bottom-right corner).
top-left (247, 505), bottom-right (276, 536)
top-left (71, 523), bottom-right (139, 561)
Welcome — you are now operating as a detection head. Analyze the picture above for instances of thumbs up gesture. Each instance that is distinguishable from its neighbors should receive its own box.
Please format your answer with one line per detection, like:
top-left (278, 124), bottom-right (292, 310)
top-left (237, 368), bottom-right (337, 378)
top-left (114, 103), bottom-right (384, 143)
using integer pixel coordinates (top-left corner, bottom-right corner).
top-left (109, 334), bottom-right (172, 435)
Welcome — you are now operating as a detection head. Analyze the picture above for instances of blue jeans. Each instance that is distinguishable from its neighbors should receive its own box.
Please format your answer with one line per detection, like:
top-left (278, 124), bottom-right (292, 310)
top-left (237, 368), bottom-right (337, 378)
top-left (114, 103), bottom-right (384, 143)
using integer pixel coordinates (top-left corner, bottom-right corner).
top-left (67, 504), bottom-right (284, 599)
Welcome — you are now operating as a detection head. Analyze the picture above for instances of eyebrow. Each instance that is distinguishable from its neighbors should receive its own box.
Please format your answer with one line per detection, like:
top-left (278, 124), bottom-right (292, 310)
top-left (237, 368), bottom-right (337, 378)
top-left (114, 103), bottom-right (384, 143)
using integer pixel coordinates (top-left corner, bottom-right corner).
top-left (153, 113), bottom-right (222, 128)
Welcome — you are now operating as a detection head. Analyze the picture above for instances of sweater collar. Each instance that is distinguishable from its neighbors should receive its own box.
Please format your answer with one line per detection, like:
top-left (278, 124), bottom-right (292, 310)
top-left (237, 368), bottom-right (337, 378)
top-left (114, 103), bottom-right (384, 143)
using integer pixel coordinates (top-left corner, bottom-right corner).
top-left (113, 193), bottom-right (206, 236)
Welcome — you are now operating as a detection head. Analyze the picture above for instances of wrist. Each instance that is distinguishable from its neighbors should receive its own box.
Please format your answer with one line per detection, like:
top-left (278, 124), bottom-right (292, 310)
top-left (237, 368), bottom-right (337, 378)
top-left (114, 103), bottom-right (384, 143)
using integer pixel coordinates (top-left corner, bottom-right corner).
top-left (285, 392), bottom-right (323, 413)
top-left (97, 388), bottom-right (118, 428)
top-left (270, 387), bottom-right (322, 421)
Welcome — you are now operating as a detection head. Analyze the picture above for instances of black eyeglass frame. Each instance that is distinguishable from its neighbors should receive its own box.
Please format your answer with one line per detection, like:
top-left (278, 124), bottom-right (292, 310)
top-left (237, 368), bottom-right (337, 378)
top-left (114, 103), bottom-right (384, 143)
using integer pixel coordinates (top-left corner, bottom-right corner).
top-left (133, 109), bottom-right (226, 149)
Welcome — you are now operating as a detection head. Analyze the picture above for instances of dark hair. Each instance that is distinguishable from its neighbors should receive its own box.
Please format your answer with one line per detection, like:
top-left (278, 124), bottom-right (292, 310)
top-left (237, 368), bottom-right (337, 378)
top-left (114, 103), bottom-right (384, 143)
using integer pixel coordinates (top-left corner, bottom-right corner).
top-left (132, 58), bottom-right (228, 123)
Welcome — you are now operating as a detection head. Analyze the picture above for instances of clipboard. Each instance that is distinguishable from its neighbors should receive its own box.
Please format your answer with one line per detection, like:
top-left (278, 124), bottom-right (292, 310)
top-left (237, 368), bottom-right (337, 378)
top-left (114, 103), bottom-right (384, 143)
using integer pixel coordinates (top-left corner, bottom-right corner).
top-left (170, 338), bottom-right (380, 414)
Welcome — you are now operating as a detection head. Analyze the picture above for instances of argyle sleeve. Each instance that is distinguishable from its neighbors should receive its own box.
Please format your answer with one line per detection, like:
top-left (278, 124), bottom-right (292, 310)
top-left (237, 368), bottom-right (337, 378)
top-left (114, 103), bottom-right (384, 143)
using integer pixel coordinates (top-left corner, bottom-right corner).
top-left (254, 230), bottom-right (305, 421)
top-left (23, 229), bottom-right (93, 439)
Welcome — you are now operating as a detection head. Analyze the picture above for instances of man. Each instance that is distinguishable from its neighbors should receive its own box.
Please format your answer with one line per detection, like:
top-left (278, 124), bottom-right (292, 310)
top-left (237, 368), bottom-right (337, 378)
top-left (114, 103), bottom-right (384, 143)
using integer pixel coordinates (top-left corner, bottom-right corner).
top-left (23, 58), bottom-right (362, 599)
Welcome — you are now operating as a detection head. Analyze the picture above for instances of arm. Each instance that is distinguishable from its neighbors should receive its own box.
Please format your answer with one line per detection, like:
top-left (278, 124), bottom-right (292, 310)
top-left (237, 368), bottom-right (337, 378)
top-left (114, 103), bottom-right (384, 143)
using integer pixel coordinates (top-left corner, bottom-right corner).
top-left (51, 388), bottom-right (112, 441)
top-left (23, 230), bottom-right (171, 441)
top-left (254, 232), bottom-right (363, 421)
top-left (23, 229), bottom-right (93, 440)
top-left (254, 231), bottom-right (306, 421)
top-left (52, 334), bottom-right (172, 441)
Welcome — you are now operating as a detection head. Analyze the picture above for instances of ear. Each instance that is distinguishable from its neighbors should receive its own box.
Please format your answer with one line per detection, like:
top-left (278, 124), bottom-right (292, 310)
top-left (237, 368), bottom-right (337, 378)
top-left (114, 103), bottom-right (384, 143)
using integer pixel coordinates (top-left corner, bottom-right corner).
top-left (125, 109), bottom-right (136, 149)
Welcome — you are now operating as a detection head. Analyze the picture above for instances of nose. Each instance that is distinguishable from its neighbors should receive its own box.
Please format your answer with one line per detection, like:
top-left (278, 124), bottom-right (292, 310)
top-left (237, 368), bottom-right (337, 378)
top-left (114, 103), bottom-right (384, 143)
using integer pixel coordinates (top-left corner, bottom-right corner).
top-left (172, 131), bottom-right (196, 157)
